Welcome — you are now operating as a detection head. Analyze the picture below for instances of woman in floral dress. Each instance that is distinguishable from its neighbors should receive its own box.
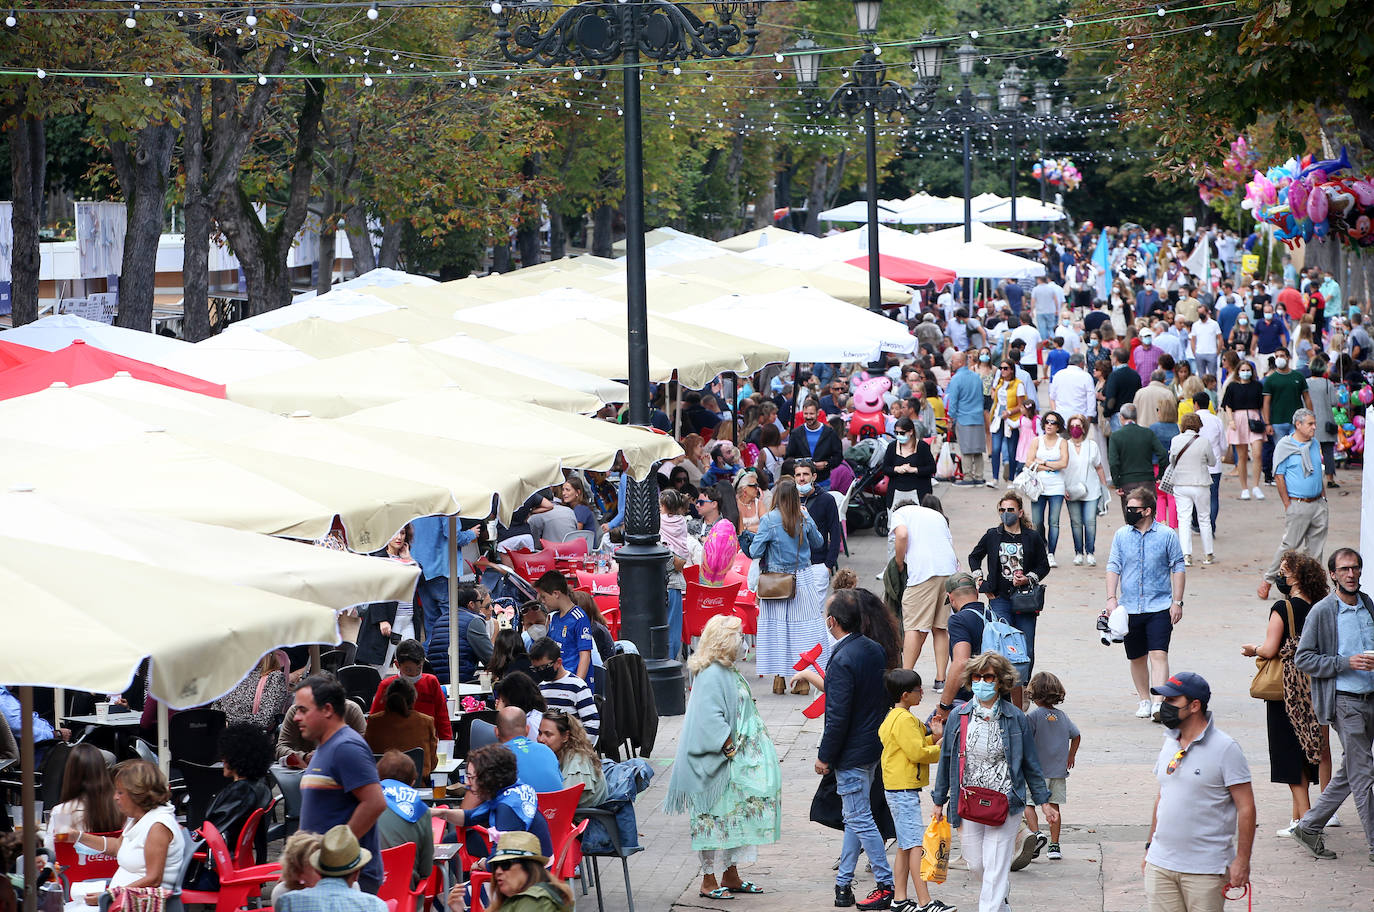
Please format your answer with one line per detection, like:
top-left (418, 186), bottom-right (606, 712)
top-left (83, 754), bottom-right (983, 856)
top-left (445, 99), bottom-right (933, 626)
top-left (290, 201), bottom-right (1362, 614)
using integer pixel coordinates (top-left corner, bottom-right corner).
top-left (665, 614), bottom-right (781, 900)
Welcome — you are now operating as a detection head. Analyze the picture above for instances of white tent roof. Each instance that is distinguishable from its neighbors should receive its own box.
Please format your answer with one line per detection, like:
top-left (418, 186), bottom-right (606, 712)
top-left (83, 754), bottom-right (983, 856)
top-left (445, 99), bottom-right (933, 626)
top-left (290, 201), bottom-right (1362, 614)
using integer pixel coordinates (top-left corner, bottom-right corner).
top-left (158, 328), bottom-right (317, 383)
top-left (292, 267), bottom-right (436, 301)
top-left (924, 223), bottom-right (1045, 251)
top-left (812, 225), bottom-right (1044, 280)
top-left (0, 314), bottom-right (194, 363)
top-left (976, 197), bottom-right (1066, 223)
top-left (818, 199), bottom-right (906, 223)
top-left (237, 288), bottom-right (400, 330)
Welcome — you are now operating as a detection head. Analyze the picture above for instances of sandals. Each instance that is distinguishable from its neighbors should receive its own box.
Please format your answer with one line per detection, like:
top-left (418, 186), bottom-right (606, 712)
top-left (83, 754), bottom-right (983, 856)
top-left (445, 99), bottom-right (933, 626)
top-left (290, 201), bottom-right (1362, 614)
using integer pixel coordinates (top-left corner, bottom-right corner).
top-left (725, 882), bottom-right (764, 894)
top-left (699, 887), bottom-right (735, 899)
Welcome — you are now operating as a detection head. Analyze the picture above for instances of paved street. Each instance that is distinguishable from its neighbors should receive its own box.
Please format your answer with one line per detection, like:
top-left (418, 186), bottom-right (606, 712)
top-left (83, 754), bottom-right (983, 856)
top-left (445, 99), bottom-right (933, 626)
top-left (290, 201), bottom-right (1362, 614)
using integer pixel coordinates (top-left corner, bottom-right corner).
top-left (581, 465), bottom-right (1374, 912)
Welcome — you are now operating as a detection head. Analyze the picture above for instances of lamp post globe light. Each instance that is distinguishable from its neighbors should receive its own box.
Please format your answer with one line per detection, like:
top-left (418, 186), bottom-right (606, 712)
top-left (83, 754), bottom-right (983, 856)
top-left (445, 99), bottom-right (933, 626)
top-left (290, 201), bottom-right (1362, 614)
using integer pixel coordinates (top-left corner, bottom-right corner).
top-left (792, 2), bottom-right (946, 314)
top-left (492, 0), bottom-right (766, 715)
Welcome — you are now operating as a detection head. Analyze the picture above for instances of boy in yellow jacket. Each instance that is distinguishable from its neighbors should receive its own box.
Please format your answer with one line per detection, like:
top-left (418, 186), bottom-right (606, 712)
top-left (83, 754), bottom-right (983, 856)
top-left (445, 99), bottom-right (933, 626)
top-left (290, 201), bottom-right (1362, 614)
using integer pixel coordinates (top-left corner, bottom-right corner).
top-left (879, 669), bottom-right (954, 912)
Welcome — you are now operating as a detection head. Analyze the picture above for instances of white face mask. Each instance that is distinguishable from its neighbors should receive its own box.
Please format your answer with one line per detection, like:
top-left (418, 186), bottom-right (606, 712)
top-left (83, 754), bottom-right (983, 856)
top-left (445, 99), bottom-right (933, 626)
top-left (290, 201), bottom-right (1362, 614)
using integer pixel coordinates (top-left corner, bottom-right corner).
top-left (1275, 357), bottom-right (1289, 369)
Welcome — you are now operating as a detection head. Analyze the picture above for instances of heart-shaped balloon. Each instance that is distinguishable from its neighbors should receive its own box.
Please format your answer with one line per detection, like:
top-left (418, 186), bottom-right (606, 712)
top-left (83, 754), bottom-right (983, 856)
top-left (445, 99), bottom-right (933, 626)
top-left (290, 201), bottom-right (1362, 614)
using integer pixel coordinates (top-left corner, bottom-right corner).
top-left (1307, 188), bottom-right (1329, 223)
top-left (1289, 180), bottom-right (1309, 219)
top-left (1328, 190), bottom-right (1356, 217)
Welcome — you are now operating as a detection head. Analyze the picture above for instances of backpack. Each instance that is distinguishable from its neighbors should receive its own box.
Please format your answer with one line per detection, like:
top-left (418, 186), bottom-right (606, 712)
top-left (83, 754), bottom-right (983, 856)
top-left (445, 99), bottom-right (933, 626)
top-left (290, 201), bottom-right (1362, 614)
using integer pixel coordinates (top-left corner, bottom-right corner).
top-left (977, 606), bottom-right (1032, 682)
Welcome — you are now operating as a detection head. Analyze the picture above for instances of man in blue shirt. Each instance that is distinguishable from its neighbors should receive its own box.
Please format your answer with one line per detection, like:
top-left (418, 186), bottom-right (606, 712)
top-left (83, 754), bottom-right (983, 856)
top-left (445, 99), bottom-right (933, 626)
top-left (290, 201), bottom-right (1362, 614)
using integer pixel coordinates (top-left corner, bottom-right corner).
top-left (535, 571), bottom-right (595, 688)
top-left (494, 706), bottom-right (563, 792)
top-left (409, 516), bottom-right (478, 642)
top-left (945, 351), bottom-right (988, 485)
top-left (276, 825), bottom-right (387, 912)
top-left (1002, 277), bottom-right (1024, 316)
top-left (295, 675), bottom-right (387, 894)
top-left (1259, 410), bottom-right (1329, 600)
top-left (1290, 547), bottom-right (1374, 860)
top-left (1105, 486), bottom-right (1186, 723)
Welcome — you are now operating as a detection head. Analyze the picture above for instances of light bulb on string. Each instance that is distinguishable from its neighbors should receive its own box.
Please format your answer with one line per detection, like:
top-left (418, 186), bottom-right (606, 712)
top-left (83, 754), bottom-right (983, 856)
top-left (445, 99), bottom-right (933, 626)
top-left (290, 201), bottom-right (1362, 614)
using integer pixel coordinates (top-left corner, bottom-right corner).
top-left (35, 68), bottom-right (45, 79)
top-left (367, 3), bottom-right (379, 19)
top-left (124, 10), bottom-right (136, 28)
top-left (142, 73), bottom-right (153, 87)
top-left (363, 75), bottom-right (373, 86)
top-left (246, 9), bottom-right (257, 26)
top-left (257, 73), bottom-right (268, 85)
top-left (4, 11), bottom-right (16, 27)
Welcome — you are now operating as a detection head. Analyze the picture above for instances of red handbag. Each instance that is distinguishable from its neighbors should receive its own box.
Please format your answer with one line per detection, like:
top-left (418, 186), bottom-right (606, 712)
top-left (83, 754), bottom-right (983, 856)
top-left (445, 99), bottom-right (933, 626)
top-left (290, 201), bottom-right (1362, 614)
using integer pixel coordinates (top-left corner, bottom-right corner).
top-left (957, 714), bottom-right (1010, 826)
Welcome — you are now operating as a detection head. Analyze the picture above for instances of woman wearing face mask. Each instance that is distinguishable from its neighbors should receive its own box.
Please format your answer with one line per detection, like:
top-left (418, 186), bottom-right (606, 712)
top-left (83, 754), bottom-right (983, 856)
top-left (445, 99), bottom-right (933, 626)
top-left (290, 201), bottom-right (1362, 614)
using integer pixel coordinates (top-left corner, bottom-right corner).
top-left (881, 417), bottom-right (936, 559)
top-left (661, 489), bottom-right (703, 664)
top-left (968, 493), bottom-right (1050, 679)
top-left (1227, 311), bottom-right (1256, 359)
top-left (1063, 414), bottom-right (1109, 567)
top-left (368, 638), bottom-right (455, 742)
top-left (930, 651), bottom-right (1055, 912)
top-left (749, 478), bottom-right (826, 695)
top-left (1168, 414), bottom-right (1218, 567)
top-left (990, 361), bottom-right (1030, 484)
top-left (1026, 410), bottom-right (1070, 568)
top-left (1240, 550), bottom-right (1332, 835)
top-left (666, 614), bottom-right (782, 900)
top-left (975, 347), bottom-right (997, 410)
top-left (1221, 358), bottom-right (1265, 498)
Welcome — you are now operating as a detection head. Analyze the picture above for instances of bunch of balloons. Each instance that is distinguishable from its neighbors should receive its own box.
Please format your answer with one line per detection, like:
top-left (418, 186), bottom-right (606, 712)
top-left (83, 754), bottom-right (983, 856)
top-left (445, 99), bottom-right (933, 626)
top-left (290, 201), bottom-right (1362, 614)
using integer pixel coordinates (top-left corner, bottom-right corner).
top-left (1032, 158), bottom-right (1082, 192)
top-left (1244, 147), bottom-right (1374, 248)
top-left (1223, 135), bottom-right (1259, 177)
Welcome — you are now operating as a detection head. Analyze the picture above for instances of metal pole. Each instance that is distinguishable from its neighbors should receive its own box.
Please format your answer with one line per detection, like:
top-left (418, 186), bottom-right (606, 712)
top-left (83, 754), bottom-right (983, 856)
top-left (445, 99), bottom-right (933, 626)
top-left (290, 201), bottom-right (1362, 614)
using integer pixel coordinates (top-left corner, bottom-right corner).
top-left (20, 687), bottom-right (36, 912)
top-left (1038, 126), bottom-right (1047, 205)
top-left (447, 514), bottom-right (460, 717)
top-left (864, 98), bottom-right (883, 314)
top-left (615, 34), bottom-right (683, 715)
top-left (962, 114), bottom-right (973, 309)
top-left (1010, 122), bottom-right (1019, 234)
top-left (157, 700), bottom-right (170, 778)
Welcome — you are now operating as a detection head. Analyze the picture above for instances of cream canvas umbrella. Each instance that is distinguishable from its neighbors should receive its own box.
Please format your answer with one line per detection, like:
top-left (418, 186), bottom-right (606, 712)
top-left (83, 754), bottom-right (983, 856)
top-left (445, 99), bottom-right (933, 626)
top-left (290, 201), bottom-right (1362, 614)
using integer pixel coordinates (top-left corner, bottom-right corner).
top-left (227, 341), bottom-right (603, 416)
top-left (343, 388), bottom-right (681, 480)
top-left (923, 223), bottom-right (1045, 251)
top-left (265, 317), bottom-right (402, 358)
top-left (0, 488), bottom-right (420, 609)
top-left (715, 225), bottom-right (806, 252)
top-left (663, 253), bottom-right (911, 306)
top-left (157, 327), bottom-right (316, 383)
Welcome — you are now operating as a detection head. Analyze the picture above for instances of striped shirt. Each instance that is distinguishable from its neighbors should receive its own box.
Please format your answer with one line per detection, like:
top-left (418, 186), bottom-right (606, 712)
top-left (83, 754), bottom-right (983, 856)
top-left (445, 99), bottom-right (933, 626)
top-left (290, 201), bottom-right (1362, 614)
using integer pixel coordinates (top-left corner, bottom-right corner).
top-left (539, 673), bottom-right (600, 744)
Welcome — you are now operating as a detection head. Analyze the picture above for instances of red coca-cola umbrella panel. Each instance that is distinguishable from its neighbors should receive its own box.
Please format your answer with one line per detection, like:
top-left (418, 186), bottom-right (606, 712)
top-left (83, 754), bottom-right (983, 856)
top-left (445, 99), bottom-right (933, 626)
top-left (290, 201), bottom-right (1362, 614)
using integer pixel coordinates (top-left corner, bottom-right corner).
top-left (0, 340), bottom-right (226, 401)
top-left (845, 252), bottom-right (957, 289)
top-left (0, 339), bottom-right (46, 371)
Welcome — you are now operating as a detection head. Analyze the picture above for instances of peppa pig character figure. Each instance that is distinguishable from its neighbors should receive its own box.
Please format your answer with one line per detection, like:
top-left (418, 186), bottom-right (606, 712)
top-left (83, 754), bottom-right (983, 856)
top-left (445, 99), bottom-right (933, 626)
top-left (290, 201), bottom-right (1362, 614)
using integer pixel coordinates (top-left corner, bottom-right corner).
top-left (848, 371), bottom-right (891, 441)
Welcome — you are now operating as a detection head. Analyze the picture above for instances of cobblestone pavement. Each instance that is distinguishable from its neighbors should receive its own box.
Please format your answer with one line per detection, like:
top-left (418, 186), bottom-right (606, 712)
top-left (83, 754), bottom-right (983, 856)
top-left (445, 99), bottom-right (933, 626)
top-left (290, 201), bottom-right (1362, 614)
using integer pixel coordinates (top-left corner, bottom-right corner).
top-left (580, 465), bottom-right (1374, 912)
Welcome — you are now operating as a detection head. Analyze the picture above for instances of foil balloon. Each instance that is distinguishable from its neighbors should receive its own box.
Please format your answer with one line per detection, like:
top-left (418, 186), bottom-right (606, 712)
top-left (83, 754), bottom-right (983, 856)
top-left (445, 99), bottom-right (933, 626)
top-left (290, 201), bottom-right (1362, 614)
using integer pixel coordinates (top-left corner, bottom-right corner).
top-left (1359, 385), bottom-right (1374, 406)
top-left (1289, 179), bottom-right (1309, 219)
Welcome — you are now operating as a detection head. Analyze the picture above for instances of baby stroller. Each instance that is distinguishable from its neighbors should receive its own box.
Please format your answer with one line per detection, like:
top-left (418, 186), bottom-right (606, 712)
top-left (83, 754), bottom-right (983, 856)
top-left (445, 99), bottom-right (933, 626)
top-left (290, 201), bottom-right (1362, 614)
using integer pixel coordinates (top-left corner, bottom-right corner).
top-left (842, 436), bottom-right (892, 536)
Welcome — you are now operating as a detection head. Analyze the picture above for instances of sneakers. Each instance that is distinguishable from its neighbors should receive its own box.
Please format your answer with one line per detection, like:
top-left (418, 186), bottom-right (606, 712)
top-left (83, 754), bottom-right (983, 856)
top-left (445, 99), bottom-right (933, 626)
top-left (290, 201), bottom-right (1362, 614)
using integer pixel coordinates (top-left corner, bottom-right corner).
top-left (1151, 701), bottom-right (1163, 722)
top-left (919, 901), bottom-right (958, 912)
top-left (857, 885), bottom-right (894, 910)
top-left (1203, 554), bottom-right (1215, 565)
top-left (1327, 813), bottom-right (1343, 827)
top-left (1010, 831), bottom-right (1038, 871)
top-left (1030, 831), bottom-right (1049, 859)
top-left (1184, 554), bottom-right (1193, 567)
top-left (1086, 554), bottom-right (1097, 567)
top-left (1135, 699), bottom-right (1153, 719)
top-left (836, 884), bottom-right (856, 907)
top-left (1253, 486), bottom-right (1266, 499)
top-left (1276, 819), bottom-right (1299, 837)
top-left (1047, 554), bottom-right (1058, 568)
top-left (1290, 825), bottom-right (1337, 859)
top-left (984, 479), bottom-right (999, 488)
top-left (1072, 554), bottom-right (1083, 566)
top-left (1046, 843), bottom-right (1062, 860)
top-left (933, 680), bottom-right (945, 694)
top-left (1240, 488), bottom-right (1251, 500)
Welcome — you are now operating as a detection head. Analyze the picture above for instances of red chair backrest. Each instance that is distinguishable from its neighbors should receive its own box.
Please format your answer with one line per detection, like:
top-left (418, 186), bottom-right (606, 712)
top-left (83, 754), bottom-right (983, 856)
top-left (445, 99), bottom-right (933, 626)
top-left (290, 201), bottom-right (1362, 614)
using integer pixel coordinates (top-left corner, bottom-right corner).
top-left (733, 601), bottom-right (758, 636)
top-left (684, 580), bottom-right (742, 640)
top-left (599, 605), bottom-right (621, 640)
top-left (469, 870), bottom-right (491, 912)
top-left (55, 831), bottom-right (122, 898)
top-left (730, 550), bottom-right (751, 578)
top-left (509, 549), bottom-right (556, 581)
top-left (554, 818), bottom-right (589, 880)
top-left (234, 807), bottom-right (265, 869)
top-left (573, 569), bottom-right (619, 595)
top-left (541, 538), bottom-right (589, 558)
top-left (378, 843), bottom-right (419, 912)
top-left (201, 820), bottom-right (236, 875)
top-left (431, 805), bottom-right (448, 844)
top-left (537, 784), bottom-right (584, 853)
top-left (682, 564), bottom-right (701, 585)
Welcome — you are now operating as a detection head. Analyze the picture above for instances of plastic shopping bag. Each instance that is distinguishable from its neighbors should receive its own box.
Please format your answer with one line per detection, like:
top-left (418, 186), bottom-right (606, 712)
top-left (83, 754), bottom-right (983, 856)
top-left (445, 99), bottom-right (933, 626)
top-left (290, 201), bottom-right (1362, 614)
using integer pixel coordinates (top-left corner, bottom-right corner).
top-left (919, 816), bottom-right (952, 884)
top-left (935, 441), bottom-right (957, 480)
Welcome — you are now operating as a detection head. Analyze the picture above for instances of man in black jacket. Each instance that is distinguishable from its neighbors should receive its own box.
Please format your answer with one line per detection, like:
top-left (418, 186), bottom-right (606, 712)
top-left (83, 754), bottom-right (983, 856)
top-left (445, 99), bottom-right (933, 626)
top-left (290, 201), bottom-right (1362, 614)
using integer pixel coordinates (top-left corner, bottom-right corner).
top-left (785, 401), bottom-right (844, 483)
top-left (816, 591), bottom-right (893, 910)
top-left (795, 460), bottom-right (843, 572)
top-left (1101, 346), bottom-right (1143, 431)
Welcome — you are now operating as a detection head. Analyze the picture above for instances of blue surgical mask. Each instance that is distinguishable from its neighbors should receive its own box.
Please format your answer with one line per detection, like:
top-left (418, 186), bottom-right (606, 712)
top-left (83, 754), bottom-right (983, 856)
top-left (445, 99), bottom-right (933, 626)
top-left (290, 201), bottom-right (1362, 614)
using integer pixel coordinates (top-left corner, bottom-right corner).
top-left (896, 433), bottom-right (910, 444)
top-left (74, 841), bottom-right (105, 857)
top-left (797, 482), bottom-right (814, 496)
top-left (971, 680), bottom-right (999, 703)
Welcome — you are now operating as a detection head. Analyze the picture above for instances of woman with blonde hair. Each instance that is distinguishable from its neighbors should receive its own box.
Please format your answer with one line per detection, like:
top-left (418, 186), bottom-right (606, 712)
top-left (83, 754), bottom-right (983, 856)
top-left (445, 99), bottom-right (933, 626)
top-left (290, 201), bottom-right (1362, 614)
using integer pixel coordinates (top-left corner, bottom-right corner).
top-left (537, 711), bottom-right (608, 808)
top-left (666, 615), bottom-right (781, 900)
top-left (748, 478), bottom-right (825, 693)
top-left (679, 434), bottom-right (707, 486)
top-left (270, 831), bottom-right (323, 902)
top-left (931, 652), bottom-right (1054, 912)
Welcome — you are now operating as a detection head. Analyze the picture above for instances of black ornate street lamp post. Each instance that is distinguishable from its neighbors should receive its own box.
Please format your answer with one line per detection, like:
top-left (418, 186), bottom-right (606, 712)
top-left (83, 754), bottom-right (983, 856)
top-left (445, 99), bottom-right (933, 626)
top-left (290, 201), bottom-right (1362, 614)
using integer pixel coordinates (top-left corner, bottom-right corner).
top-left (999, 63), bottom-right (1024, 233)
top-left (492, 0), bottom-right (764, 714)
top-left (1034, 79), bottom-right (1053, 206)
top-left (790, 2), bottom-right (945, 314)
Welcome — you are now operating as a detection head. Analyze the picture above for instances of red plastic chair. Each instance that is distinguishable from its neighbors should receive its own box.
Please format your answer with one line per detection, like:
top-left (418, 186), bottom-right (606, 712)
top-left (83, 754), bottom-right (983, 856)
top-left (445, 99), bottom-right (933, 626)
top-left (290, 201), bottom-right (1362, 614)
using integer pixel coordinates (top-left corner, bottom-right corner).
top-left (509, 549), bottom-right (557, 581)
top-left (541, 537), bottom-right (590, 558)
top-left (733, 599), bottom-right (758, 636)
top-left (469, 870), bottom-right (492, 912)
top-left (232, 806), bottom-right (265, 870)
top-left (378, 843), bottom-right (427, 912)
top-left (684, 580), bottom-right (742, 640)
top-left (537, 784), bottom-right (584, 874)
top-left (180, 820), bottom-right (282, 912)
top-left (55, 831), bottom-right (122, 899)
top-left (555, 818), bottom-right (589, 881)
top-left (682, 564), bottom-right (701, 585)
top-left (599, 605), bottom-right (621, 640)
top-left (573, 569), bottom-right (619, 595)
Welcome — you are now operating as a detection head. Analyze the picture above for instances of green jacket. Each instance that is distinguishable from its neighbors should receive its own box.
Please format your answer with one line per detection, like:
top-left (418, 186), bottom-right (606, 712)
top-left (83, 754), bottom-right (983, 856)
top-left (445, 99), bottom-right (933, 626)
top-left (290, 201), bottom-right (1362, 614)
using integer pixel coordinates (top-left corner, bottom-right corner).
top-left (1107, 422), bottom-right (1166, 489)
top-left (499, 882), bottom-right (573, 912)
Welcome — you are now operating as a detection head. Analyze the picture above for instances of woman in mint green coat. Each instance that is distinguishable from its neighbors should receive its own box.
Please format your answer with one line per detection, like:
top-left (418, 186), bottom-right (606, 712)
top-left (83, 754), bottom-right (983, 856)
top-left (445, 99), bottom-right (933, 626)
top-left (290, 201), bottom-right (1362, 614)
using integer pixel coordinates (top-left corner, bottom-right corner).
top-left (665, 614), bottom-right (782, 900)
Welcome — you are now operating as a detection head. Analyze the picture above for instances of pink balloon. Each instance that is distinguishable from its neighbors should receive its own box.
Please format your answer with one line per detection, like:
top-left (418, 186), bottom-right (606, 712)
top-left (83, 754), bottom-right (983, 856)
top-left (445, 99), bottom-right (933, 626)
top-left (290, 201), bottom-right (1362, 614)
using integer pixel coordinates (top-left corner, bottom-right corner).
top-left (1289, 180), bottom-right (1309, 219)
top-left (1351, 180), bottom-right (1374, 207)
top-left (1308, 187), bottom-right (1329, 223)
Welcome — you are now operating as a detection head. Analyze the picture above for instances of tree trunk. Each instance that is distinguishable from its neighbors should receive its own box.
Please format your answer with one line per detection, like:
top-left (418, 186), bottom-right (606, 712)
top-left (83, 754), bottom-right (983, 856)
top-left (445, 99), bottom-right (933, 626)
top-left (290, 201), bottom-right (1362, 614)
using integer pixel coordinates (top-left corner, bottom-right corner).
top-left (344, 205), bottom-right (377, 273)
top-left (824, 149), bottom-right (849, 209)
top-left (378, 220), bottom-right (402, 269)
top-left (775, 151), bottom-right (794, 221)
top-left (548, 202), bottom-right (567, 260)
top-left (753, 186), bottom-right (774, 228)
top-left (7, 107), bottom-right (45, 326)
top-left (109, 121), bottom-right (176, 332)
top-left (180, 82), bottom-right (212, 342)
top-left (316, 188), bottom-right (336, 297)
top-left (491, 243), bottom-right (511, 274)
top-left (804, 156), bottom-right (829, 237)
top-left (591, 204), bottom-right (614, 257)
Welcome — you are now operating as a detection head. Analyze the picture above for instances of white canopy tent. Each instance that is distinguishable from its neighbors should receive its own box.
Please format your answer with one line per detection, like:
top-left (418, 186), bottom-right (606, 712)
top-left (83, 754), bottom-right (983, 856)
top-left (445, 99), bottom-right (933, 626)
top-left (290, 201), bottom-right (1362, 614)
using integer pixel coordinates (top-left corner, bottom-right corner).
top-left (976, 196), bottom-right (1066, 223)
top-left (818, 199), bottom-right (907, 223)
top-left (291, 266), bottom-right (436, 301)
top-left (0, 314), bottom-right (194, 363)
top-left (923, 223), bottom-right (1046, 251)
top-left (813, 225), bottom-right (1045, 280)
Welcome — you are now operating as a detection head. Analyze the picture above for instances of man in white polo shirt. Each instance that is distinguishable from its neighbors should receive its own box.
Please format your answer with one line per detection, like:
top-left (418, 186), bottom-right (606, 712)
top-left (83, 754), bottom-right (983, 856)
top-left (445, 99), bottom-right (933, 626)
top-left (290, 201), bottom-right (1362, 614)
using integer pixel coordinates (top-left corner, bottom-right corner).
top-left (1143, 672), bottom-right (1254, 912)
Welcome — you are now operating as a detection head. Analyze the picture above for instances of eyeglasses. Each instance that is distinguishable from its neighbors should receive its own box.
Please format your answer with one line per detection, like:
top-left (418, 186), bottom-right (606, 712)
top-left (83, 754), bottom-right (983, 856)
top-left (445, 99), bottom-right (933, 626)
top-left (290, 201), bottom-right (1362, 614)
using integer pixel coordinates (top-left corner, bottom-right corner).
top-left (695, 498), bottom-right (710, 506)
top-left (1333, 565), bottom-right (1362, 575)
top-left (970, 672), bottom-right (999, 683)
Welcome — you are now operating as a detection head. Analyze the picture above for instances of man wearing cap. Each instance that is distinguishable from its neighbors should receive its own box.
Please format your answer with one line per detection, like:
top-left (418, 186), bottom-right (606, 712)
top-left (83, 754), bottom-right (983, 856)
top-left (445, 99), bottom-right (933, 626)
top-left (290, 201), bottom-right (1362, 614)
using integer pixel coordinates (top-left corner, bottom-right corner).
top-left (1289, 547), bottom-right (1374, 862)
top-left (1143, 672), bottom-right (1254, 912)
top-left (276, 825), bottom-right (387, 912)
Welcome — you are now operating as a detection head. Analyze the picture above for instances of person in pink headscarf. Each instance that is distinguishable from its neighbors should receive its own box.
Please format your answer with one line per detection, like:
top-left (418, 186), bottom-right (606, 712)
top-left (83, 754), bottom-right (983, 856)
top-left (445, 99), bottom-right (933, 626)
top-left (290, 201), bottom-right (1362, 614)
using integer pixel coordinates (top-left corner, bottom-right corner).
top-left (700, 519), bottom-right (741, 587)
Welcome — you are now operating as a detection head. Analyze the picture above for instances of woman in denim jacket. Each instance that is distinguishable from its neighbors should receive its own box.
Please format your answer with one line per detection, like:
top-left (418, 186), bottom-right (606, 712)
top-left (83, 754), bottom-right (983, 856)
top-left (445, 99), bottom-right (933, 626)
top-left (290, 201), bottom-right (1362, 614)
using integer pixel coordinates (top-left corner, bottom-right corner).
top-left (748, 478), bottom-right (825, 693)
top-left (931, 651), bottom-right (1056, 912)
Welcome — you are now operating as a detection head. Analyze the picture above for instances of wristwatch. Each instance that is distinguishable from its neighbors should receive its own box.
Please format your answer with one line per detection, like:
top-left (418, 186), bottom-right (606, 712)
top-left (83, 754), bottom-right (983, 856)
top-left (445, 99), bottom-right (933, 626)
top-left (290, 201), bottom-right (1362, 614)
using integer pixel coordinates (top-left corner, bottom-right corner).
top-left (938, 702), bottom-right (954, 713)
top-left (1172, 599), bottom-right (1184, 606)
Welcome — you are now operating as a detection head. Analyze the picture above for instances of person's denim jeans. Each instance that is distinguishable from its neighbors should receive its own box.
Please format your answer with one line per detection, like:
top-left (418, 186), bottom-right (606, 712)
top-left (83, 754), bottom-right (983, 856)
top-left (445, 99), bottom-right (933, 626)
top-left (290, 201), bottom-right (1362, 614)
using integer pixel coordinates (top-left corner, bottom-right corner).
top-left (418, 575), bottom-right (449, 646)
top-left (1031, 493), bottom-right (1064, 554)
top-left (1066, 496), bottom-right (1099, 556)
top-left (990, 429), bottom-right (1021, 482)
top-left (1035, 311), bottom-right (1057, 341)
top-left (667, 588), bottom-right (684, 662)
top-left (989, 596), bottom-right (1037, 681)
top-left (1261, 421), bottom-right (1294, 482)
top-left (1209, 471), bottom-right (1221, 531)
top-left (836, 763), bottom-right (893, 888)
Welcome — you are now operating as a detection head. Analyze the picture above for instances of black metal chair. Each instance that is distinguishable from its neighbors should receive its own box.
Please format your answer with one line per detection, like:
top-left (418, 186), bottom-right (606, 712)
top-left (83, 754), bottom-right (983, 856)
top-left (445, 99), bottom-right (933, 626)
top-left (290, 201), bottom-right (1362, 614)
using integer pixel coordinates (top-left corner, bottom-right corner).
top-left (336, 665), bottom-right (382, 705)
top-left (373, 748), bottom-right (426, 780)
top-left (573, 805), bottom-right (645, 912)
top-left (169, 708), bottom-right (227, 767)
top-left (176, 760), bottom-right (226, 829)
top-left (453, 710), bottom-right (499, 760)
top-left (267, 767), bottom-right (304, 843)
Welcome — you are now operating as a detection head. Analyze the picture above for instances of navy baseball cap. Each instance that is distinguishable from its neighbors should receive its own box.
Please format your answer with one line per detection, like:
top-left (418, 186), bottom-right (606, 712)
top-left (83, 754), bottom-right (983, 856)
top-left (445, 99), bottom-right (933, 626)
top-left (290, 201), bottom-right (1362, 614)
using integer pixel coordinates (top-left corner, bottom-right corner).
top-left (1151, 672), bottom-right (1210, 703)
